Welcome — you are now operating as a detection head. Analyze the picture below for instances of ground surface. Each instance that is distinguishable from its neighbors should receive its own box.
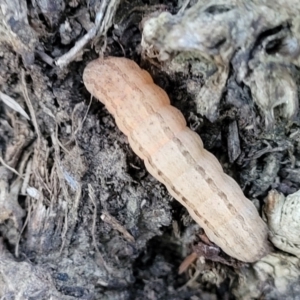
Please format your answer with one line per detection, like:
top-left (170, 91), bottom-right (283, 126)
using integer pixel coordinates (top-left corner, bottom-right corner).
top-left (0, 0), bottom-right (300, 299)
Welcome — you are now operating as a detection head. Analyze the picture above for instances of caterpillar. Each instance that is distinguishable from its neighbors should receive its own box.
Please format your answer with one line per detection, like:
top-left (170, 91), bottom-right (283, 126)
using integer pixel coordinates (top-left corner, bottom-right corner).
top-left (83, 56), bottom-right (270, 262)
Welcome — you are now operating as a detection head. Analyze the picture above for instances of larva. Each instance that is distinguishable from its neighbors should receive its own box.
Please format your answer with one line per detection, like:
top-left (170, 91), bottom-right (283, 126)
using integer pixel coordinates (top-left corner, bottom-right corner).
top-left (83, 57), bottom-right (270, 262)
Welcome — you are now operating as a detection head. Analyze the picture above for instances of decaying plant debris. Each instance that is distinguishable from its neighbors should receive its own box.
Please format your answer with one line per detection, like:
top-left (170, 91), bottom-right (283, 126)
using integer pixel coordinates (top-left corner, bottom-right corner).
top-left (142, 0), bottom-right (300, 126)
top-left (0, 0), bottom-right (300, 299)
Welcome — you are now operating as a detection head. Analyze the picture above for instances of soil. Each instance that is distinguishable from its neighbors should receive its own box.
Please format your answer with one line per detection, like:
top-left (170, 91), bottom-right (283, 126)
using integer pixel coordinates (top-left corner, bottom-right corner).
top-left (0, 0), bottom-right (300, 299)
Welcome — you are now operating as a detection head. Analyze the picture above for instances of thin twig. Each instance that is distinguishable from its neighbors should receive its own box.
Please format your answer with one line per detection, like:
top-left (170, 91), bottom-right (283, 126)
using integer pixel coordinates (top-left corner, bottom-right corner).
top-left (56, 0), bottom-right (120, 68)
top-left (178, 0), bottom-right (191, 14)
top-left (100, 210), bottom-right (135, 243)
top-left (178, 269), bottom-right (202, 291)
top-left (0, 156), bottom-right (22, 178)
top-left (35, 50), bottom-right (54, 66)
top-left (21, 70), bottom-right (41, 141)
top-left (81, 95), bottom-right (93, 128)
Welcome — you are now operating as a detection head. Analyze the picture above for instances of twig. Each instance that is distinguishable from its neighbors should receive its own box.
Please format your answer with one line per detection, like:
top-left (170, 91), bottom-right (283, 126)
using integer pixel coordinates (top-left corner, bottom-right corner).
top-left (0, 156), bottom-right (22, 178)
top-left (0, 91), bottom-right (30, 120)
top-left (21, 70), bottom-right (41, 141)
top-left (178, 0), bottom-right (191, 14)
top-left (100, 210), bottom-right (135, 243)
top-left (35, 51), bottom-right (54, 66)
top-left (178, 269), bottom-right (202, 291)
top-left (56, 0), bottom-right (120, 68)
top-left (80, 95), bottom-right (93, 129)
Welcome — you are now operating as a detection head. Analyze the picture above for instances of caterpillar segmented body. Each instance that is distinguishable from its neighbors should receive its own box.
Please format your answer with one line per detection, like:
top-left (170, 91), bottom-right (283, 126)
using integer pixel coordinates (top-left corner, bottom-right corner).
top-left (83, 56), bottom-right (270, 262)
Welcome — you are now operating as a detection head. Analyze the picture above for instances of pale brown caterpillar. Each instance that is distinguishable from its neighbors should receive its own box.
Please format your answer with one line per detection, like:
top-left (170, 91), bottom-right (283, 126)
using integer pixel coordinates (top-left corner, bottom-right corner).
top-left (83, 56), bottom-right (270, 262)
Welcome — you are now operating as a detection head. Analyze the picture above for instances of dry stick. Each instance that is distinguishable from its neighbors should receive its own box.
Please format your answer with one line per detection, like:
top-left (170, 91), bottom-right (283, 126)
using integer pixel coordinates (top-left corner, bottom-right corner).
top-left (100, 211), bottom-right (135, 243)
top-left (0, 156), bottom-right (22, 177)
top-left (56, 0), bottom-right (121, 68)
top-left (178, 0), bottom-right (191, 14)
top-left (35, 50), bottom-right (54, 66)
top-left (13, 148), bottom-right (36, 256)
top-left (178, 269), bottom-right (202, 291)
top-left (15, 151), bottom-right (36, 257)
top-left (21, 70), bottom-right (41, 142)
top-left (178, 252), bottom-right (198, 275)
